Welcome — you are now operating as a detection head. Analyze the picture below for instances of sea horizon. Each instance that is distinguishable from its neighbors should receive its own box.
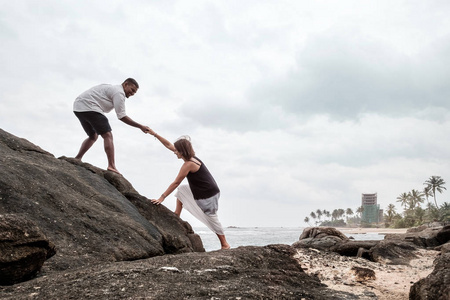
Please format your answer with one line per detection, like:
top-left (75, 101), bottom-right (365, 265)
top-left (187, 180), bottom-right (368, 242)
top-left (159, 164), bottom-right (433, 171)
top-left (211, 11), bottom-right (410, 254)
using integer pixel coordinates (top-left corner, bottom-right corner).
top-left (193, 226), bottom-right (387, 252)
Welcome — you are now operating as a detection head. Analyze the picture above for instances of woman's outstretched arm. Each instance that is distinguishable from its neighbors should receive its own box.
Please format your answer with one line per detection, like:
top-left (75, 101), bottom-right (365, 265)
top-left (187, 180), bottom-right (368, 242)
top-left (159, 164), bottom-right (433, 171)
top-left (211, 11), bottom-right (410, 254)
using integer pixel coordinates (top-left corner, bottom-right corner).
top-left (148, 129), bottom-right (176, 152)
top-left (151, 161), bottom-right (194, 205)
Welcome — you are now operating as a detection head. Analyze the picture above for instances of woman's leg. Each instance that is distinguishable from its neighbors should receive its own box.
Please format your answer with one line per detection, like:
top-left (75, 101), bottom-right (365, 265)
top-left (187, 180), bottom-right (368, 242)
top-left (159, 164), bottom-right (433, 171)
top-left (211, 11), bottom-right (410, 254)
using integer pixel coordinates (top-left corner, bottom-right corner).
top-left (174, 199), bottom-right (183, 217)
top-left (217, 234), bottom-right (230, 249)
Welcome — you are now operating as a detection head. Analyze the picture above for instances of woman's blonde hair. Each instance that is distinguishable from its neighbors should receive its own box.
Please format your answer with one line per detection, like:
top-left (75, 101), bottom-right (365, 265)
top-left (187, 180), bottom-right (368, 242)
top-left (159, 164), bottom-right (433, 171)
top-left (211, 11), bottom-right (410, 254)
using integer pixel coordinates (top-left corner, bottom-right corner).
top-left (174, 136), bottom-right (195, 160)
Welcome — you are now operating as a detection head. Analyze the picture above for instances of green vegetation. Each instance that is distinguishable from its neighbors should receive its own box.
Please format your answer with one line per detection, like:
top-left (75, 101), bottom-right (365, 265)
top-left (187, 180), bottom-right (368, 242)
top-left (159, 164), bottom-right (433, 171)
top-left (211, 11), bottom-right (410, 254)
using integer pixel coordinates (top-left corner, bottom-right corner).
top-left (304, 207), bottom-right (362, 227)
top-left (386, 176), bottom-right (449, 228)
top-left (303, 175), bottom-right (449, 228)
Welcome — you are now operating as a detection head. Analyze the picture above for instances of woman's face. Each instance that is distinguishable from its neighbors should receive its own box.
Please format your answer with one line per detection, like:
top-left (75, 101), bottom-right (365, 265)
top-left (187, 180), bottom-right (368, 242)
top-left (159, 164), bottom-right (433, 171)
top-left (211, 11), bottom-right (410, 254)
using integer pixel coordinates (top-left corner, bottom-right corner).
top-left (174, 149), bottom-right (183, 159)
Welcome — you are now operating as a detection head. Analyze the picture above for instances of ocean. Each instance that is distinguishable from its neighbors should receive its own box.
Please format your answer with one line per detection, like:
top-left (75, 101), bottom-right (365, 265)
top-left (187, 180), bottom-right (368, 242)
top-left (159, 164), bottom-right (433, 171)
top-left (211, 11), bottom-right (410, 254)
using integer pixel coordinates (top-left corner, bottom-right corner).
top-left (193, 227), bottom-right (386, 252)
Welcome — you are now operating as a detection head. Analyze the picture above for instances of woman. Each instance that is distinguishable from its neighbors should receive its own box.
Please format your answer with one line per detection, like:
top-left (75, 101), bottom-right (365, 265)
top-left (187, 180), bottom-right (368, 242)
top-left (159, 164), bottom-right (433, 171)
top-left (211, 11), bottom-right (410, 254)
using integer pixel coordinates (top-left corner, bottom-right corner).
top-left (148, 130), bottom-right (230, 250)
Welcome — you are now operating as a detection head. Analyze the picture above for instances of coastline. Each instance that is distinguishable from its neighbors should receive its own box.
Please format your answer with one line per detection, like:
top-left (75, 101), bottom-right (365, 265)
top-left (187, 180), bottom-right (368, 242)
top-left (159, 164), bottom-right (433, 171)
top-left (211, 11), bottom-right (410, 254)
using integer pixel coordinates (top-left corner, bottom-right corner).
top-left (335, 227), bottom-right (408, 235)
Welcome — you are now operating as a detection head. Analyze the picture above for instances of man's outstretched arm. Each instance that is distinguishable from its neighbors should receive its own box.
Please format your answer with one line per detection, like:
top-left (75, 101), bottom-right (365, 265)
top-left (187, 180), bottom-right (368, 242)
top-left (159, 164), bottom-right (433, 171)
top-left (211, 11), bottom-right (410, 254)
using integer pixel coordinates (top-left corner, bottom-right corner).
top-left (119, 116), bottom-right (150, 133)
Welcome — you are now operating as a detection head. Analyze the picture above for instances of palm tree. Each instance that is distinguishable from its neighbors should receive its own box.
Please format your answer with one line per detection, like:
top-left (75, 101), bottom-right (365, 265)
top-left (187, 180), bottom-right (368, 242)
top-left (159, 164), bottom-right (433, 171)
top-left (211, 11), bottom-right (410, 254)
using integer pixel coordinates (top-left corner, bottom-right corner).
top-left (310, 211), bottom-right (317, 225)
top-left (396, 192), bottom-right (409, 209)
top-left (330, 209), bottom-right (336, 221)
top-left (316, 209), bottom-right (323, 224)
top-left (408, 189), bottom-right (425, 210)
top-left (423, 186), bottom-right (433, 208)
top-left (414, 207), bottom-right (426, 224)
top-left (356, 206), bottom-right (364, 218)
top-left (346, 208), bottom-right (354, 222)
top-left (424, 176), bottom-right (447, 208)
top-left (346, 208), bottom-right (354, 217)
top-left (385, 204), bottom-right (396, 223)
top-left (304, 216), bottom-right (311, 226)
top-left (440, 202), bottom-right (450, 222)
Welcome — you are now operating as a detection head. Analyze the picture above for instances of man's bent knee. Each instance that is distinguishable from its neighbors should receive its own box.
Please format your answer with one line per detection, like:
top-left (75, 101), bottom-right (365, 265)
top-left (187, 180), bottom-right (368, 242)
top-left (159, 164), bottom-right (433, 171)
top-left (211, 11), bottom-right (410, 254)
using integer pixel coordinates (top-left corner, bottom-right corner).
top-left (101, 131), bottom-right (113, 139)
top-left (89, 133), bottom-right (99, 141)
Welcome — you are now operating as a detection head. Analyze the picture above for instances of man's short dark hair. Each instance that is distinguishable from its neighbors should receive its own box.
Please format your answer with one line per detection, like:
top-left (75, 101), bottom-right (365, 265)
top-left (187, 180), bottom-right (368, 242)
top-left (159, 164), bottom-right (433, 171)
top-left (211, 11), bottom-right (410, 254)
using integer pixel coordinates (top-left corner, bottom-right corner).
top-left (123, 78), bottom-right (139, 88)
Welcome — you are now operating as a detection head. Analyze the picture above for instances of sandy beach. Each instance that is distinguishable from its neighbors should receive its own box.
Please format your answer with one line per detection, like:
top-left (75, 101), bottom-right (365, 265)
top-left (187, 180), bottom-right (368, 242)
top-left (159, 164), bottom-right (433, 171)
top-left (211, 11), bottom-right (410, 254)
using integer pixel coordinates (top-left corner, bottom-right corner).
top-left (295, 227), bottom-right (438, 300)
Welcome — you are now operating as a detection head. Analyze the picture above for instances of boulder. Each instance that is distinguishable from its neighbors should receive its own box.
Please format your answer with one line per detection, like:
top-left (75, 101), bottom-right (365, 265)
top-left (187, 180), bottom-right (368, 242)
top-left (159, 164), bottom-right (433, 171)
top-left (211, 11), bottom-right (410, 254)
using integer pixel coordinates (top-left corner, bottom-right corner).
top-left (439, 242), bottom-right (450, 254)
top-left (385, 225), bottom-right (450, 248)
top-left (124, 191), bottom-right (204, 253)
top-left (0, 128), bottom-right (202, 276)
top-left (349, 266), bottom-right (376, 282)
top-left (369, 240), bottom-right (418, 265)
top-left (331, 240), bottom-right (379, 257)
top-left (0, 214), bottom-right (55, 285)
top-left (406, 225), bottom-right (428, 233)
top-left (293, 227), bottom-right (422, 265)
top-left (409, 252), bottom-right (450, 300)
top-left (292, 227), bottom-right (349, 250)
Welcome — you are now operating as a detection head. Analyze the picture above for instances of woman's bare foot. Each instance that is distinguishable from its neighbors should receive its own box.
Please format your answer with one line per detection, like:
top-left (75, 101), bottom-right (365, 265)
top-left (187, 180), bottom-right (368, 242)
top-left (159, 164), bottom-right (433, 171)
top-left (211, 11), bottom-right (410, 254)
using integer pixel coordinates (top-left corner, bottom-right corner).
top-left (217, 234), bottom-right (230, 250)
top-left (107, 167), bottom-right (121, 175)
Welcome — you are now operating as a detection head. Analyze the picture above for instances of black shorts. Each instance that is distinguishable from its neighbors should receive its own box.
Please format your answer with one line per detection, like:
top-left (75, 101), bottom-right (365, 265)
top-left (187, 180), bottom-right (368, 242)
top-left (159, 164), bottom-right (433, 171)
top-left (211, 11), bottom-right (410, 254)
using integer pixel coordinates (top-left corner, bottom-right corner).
top-left (74, 111), bottom-right (112, 137)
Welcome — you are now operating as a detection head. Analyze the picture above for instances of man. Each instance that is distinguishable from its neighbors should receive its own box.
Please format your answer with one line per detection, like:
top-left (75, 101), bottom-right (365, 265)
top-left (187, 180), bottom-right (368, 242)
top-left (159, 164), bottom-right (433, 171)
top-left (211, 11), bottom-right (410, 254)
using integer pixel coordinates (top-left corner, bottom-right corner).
top-left (73, 78), bottom-right (150, 174)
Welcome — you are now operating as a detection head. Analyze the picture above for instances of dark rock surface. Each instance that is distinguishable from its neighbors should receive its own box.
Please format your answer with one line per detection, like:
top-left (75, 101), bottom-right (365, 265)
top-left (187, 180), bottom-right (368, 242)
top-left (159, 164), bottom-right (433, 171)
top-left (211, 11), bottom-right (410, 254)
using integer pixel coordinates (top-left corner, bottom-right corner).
top-left (0, 214), bottom-right (55, 285)
top-left (292, 227), bottom-right (433, 266)
top-left (0, 129), bottom-right (202, 275)
top-left (0, 245), bottom-right (363, 300)
top-left (331, 240), bottom-right (379, 257)
top-left (292, 226), bottom-right (349, 250)
top-left (369, 240), bottom-right (418, 265)
top-left (385, 225), bottom-right (450, 248)
top-left (350, 266), bottom-right (376, 282)
top-left (409, 252), bottom-right (450, 300)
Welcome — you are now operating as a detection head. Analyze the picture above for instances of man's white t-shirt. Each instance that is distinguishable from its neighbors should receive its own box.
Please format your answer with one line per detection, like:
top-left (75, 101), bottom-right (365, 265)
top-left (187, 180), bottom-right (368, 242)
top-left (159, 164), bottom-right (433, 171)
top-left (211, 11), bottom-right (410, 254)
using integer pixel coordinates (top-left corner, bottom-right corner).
top-left (73, 84), bottom-right (127, 119)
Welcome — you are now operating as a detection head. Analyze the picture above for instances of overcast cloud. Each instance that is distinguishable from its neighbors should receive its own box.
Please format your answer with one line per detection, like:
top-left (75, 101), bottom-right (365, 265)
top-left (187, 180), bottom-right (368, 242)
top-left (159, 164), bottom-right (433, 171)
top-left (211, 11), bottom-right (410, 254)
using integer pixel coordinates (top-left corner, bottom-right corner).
top-left (1, 1), bottom-right (449, 228)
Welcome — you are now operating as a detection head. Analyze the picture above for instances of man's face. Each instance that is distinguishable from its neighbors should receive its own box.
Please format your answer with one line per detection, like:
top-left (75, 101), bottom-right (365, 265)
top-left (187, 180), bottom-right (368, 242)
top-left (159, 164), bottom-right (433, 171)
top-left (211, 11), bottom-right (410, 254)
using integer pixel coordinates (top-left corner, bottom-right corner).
top-left (124, 83), bottom-right (138, 98)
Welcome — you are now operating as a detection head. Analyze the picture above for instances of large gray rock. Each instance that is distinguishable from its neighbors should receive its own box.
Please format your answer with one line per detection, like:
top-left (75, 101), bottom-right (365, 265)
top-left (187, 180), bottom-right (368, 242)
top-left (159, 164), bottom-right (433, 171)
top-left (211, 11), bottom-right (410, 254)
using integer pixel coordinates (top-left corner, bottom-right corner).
top-left (369, 240), bottom-right (418, 265)
top-left (292, 227), bottom-right (349, 250)
top-left (292, 227), bottom-right (423, 265)
top-left (0, 245), bottom-right (361, 300)
top-left (330, 240), bottom-right (379, 257)
top-left (0, 128), bottom-right (202, 276)
top-left (385, 225), bottom-right (450, 248)
top-left (409, 252), bottom-right (450, 300)
top-left (0, 214), bottom-right (55, 285)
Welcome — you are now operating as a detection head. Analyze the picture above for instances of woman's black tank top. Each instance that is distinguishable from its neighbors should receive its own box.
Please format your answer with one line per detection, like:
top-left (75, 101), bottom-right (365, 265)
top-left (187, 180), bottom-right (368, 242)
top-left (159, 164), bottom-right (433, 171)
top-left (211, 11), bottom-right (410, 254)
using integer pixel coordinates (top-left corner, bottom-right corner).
top-left (186, 157), bottom-right (220, 200)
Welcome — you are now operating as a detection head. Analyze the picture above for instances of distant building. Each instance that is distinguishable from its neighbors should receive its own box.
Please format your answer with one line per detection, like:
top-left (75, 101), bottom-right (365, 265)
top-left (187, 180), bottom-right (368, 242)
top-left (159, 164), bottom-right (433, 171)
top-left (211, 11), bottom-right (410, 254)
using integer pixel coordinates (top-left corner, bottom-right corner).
top-left (361, 193), bottom-right (381, 224)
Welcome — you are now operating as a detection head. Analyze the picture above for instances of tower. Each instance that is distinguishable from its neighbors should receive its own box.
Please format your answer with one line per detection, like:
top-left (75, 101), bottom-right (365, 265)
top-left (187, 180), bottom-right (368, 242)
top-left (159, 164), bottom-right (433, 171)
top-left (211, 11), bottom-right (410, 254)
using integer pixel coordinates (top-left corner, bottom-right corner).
top-left (361, 193), bottom-right (380, 224)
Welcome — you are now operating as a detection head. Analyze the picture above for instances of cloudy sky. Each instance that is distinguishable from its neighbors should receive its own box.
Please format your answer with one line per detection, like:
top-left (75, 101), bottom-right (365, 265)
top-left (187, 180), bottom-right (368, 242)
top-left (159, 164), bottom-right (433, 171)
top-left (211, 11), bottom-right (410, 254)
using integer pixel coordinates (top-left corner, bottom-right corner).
top-left (1, 1), bottom-right (449, 228)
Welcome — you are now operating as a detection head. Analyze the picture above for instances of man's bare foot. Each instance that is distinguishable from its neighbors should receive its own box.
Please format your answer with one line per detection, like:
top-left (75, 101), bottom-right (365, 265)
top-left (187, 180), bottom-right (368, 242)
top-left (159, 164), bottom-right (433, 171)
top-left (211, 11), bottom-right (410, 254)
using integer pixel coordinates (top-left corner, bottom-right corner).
top-left (107, 167), bottom-right (121, 175)
top-left (221, 245), bottom-right (231, 250)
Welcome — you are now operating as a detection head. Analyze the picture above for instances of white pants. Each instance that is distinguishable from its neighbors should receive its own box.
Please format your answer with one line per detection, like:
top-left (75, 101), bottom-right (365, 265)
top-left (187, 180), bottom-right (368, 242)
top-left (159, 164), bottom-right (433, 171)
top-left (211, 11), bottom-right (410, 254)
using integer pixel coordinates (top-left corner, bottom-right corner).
top-left (175, 184), bottom-right (225, 235)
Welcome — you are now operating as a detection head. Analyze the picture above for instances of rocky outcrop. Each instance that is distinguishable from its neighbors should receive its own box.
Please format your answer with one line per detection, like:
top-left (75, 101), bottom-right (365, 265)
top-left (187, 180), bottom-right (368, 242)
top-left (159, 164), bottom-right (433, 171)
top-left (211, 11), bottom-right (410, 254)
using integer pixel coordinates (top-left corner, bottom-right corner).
top-left (385, 225), bottom-right (450, 248)
top-left (0, 214), bottom-right (55, 285)
top-left (369, 240), bottom-right (418, 265)
top-left (0, 128), bottom-right (203, 279)
top-left (0, 244), bottom-right (362, 300)
top-left (292, 226), bottom-right (349, 250)
top-left (409, 252), bottom-right (450, 300)
top-left (293, 227), bottom-right (429, 265)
